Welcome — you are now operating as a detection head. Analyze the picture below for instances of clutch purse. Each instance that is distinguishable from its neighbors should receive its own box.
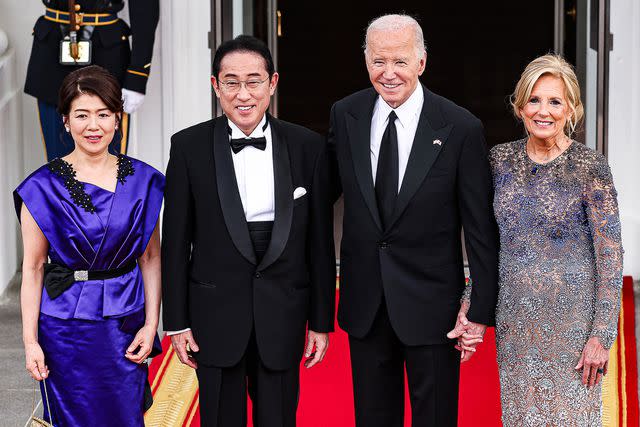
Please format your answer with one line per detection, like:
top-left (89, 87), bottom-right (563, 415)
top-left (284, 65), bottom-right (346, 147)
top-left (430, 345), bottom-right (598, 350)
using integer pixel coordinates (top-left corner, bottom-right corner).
top-left (29, 378), bottom-right (54, 427)
top-left (30, 417), bottom-right (52, 427)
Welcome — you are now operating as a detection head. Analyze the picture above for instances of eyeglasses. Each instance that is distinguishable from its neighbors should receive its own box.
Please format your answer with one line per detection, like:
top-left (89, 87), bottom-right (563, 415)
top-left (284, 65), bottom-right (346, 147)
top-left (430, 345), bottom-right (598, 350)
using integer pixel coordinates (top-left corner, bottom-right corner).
top-left (218, 77), bottom-right (270, 93)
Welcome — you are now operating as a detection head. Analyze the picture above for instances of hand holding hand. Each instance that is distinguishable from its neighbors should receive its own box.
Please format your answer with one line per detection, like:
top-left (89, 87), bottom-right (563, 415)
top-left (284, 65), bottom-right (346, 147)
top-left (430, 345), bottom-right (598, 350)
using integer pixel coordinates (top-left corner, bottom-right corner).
top-left (126, 324), bottom-right (157, 364)
top-left (25, 341), bottom-right (49, 381)
top-left (303, 330), bottom-right (329, 369)
top-left (170, 330), bottom-right (200, 369)
top-left (446, 301), bottom-right (485, 362)
top-left (575, 336), bottom-right (609, 387)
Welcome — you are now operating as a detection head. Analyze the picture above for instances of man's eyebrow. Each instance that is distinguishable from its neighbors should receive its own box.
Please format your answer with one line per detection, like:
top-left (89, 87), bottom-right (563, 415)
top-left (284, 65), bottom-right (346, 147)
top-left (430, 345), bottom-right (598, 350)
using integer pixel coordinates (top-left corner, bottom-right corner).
top-left (222, 72), bottom-right (264, 78)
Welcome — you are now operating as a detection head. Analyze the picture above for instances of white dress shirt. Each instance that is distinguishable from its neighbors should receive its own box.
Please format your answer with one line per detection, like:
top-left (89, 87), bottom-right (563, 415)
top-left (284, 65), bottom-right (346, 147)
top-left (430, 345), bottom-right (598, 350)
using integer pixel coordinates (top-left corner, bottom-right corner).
top-left (370, 85), bottom-right (424, 191)
top-left (167, 115), bottom-right (275, 336)
top-left (228, 115), bottom-right (275, 222)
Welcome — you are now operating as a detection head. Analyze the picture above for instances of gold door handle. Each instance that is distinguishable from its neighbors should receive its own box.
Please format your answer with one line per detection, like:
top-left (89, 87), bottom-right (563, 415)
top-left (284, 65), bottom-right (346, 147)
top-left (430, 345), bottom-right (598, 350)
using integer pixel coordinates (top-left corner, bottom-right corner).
top-left (277, 10), bottom-right (282, 37)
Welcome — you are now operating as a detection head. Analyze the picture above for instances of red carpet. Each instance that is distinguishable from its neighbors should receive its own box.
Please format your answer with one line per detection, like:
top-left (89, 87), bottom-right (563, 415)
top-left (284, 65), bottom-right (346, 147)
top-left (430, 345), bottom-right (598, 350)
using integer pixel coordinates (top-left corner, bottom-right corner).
top-left (292, 317), bottom-right (502, 427)
top-left (603, 276), bottom-right (639, 427)
top-left (146, 278), bottom-right (638, 426)
top-left (621, 276), bottom-right (639, 426)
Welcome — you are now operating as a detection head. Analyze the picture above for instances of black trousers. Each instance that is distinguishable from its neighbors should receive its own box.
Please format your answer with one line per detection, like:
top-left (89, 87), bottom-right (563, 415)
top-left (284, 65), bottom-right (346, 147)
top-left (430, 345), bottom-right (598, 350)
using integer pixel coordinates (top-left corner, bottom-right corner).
top-left (196, 332), bottom-right (299, 427)
top-left (348, 302), bottom-right (460, 427)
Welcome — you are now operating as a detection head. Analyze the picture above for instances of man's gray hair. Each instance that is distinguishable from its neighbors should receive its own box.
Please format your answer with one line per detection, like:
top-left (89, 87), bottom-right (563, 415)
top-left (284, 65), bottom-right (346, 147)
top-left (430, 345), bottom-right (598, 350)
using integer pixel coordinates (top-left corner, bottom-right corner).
top-left (363, 14), bottom-right (427, 59)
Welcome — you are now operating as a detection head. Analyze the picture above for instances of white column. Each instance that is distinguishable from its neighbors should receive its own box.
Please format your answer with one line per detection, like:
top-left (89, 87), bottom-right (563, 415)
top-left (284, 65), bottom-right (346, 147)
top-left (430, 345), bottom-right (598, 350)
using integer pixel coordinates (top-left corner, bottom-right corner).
top-left (0, 45), bottom-right (23, 296)
top-left (608, 0), bottom-right (640, 278)
top-left (123, 0), bottom-right (212, 173)
top-left (0, 0), bottom-right (46, 175)
top-left (0, 1), bottom-right (50, 294)
top-left (157, 0), bottom-right (213, 170)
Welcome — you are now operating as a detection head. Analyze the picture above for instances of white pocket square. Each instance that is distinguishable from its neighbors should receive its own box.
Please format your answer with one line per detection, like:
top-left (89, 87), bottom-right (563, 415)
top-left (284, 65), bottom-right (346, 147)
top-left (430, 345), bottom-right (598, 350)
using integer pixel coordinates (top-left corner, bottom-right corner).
top-left (293, 187), bottom-right (307, 200)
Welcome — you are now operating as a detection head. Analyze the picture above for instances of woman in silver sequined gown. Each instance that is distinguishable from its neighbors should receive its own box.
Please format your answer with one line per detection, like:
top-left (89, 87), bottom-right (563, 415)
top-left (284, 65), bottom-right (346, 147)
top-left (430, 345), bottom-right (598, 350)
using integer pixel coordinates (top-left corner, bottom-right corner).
top-left (490, 55), bottom-right (623, 426)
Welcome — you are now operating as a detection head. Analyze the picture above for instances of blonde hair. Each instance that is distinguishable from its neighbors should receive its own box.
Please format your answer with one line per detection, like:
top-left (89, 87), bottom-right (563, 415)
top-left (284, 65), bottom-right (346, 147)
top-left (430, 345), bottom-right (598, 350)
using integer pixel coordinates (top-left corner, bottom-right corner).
top-left (511, 54), bottom-right (584, 137)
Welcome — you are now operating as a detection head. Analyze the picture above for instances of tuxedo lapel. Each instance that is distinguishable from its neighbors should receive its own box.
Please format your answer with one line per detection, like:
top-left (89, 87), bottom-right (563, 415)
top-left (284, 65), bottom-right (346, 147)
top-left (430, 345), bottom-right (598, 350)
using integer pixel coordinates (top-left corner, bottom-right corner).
top-left (346, 90), bottom-right (382, 231)
top-left (213, 117), bottom-right (257, 265)
top-left (386, 86), bottom-right (453, 231)
top-left (257, 117), bottom-right (293, 271)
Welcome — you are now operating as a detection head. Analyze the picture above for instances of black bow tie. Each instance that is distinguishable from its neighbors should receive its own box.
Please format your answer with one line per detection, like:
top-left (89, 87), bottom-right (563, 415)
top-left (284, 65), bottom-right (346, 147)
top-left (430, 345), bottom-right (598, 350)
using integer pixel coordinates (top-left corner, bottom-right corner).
top-left (228, 117), bottom-right (269, 154)
top-left (230, 136), bottom-right (267, 154)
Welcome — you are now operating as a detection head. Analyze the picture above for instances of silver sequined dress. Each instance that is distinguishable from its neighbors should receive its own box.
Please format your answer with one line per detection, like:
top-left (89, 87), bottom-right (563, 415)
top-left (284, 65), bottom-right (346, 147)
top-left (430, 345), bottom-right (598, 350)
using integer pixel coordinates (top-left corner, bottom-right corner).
top-left (489, 139), bottom-right (623, 427)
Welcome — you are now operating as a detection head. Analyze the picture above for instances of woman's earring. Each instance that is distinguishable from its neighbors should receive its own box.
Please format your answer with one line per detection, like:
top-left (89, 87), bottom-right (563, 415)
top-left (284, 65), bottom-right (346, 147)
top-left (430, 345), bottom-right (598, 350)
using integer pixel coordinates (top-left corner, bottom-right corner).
top-left (65, 126), bottom-right (70, 133)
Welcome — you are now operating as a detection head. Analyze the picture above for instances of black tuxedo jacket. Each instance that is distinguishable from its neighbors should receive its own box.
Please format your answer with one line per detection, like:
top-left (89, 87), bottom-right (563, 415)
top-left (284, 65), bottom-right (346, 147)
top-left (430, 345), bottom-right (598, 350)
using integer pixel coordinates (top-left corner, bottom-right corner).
top-left (329, 85), bottom-right (499, 345)
top-left (25, 0), bottom-right (159, 106)
top-left (162, 115), bottom-right (335, 370)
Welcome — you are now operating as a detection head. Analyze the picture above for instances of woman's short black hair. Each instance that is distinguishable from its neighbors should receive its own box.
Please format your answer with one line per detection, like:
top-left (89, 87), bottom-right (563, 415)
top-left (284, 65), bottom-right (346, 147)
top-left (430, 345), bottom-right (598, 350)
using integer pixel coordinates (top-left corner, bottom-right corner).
top-left (212, 35), bottom-right (275, 79)
top-left (58, 65), bottom-right (123, 116)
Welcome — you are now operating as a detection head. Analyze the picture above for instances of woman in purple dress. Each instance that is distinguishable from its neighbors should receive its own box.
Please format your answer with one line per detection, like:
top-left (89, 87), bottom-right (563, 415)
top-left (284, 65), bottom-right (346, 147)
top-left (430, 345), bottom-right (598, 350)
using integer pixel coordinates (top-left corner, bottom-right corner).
top-left (15, 65), bottom-right (164, 426)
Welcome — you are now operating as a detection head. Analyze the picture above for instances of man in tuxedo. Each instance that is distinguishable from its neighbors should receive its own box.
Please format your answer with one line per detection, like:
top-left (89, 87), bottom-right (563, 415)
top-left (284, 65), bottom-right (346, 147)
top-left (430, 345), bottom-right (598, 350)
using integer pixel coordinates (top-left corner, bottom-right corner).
top-left (162, 35), bottom-right (335, 426)
top-left (328, 14), bottom-right (499, 426)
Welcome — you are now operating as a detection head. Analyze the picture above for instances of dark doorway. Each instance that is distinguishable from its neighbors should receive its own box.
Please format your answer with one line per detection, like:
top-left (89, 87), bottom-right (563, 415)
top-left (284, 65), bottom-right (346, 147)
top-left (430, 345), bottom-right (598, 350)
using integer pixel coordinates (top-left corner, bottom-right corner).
top-left (273, 1), bottom-right (556, 146)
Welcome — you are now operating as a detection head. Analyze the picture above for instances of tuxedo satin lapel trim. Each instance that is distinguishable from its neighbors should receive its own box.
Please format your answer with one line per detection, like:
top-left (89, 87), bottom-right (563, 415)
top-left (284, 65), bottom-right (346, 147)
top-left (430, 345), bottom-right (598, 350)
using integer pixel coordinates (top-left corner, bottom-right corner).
top-left (346, 95), bottom-right (382, 231)
top-left (257, 117), bottom-right (292, 271)
top-left (386, 87), bottom-right (453, 231)
top-left (213, 117), bottom-right (257, 265)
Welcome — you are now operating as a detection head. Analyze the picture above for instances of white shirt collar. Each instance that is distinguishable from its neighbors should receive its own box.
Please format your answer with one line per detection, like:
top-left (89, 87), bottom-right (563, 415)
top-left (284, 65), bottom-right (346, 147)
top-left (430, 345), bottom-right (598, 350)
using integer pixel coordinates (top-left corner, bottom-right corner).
top-left (375, 84), bottom-right (423, 128)
top-left (227, 115), bottom-right (268, 140)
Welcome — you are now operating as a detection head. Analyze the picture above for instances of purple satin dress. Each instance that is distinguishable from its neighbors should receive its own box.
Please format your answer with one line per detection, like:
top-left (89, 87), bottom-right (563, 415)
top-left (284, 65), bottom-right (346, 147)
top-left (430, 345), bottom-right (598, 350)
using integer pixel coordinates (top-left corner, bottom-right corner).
top-left (14, 156), bottom-right (164, 427)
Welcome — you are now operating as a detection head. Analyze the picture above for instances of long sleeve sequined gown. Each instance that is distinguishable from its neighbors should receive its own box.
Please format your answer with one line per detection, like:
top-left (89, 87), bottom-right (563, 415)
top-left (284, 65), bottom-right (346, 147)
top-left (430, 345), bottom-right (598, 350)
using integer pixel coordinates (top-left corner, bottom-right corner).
top-left (489, 139), bottom-right (623, 427)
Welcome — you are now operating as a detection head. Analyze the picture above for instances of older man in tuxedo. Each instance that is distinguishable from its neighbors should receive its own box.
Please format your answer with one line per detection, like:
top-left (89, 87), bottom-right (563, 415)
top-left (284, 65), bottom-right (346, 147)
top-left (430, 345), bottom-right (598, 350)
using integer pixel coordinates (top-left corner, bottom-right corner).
top-left (328, 14), bottom-right (499, 427)
top-left (162, 35), bottom-right (335, 426)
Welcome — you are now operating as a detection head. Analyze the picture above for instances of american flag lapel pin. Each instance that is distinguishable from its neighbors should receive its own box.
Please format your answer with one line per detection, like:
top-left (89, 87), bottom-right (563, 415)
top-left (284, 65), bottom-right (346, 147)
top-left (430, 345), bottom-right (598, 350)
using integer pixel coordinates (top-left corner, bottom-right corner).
top-left (433, 139), bottom-right (442, 146)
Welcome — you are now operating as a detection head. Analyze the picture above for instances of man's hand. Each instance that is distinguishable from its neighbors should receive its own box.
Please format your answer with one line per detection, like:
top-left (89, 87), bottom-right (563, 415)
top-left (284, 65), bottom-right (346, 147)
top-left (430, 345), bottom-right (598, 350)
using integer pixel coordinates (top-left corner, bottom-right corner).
top-left (170, 330), bottom-right (200, 369)
top-left (446, 301), bottom-right (486, 362)
top-left (303, 330), bottom-right (329, 369)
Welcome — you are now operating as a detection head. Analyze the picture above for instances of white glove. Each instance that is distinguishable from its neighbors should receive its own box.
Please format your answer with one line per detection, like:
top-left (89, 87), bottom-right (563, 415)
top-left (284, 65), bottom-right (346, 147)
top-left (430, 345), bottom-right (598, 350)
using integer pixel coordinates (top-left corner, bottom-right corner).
top-left (122, 88), bottom-right (145, 114)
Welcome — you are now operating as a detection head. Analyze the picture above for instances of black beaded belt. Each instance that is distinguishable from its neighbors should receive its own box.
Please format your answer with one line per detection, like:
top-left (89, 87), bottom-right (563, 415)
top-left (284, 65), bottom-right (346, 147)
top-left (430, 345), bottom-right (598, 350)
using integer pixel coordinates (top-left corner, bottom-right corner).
top-left (247, 221), bottom-right (273, 263)
top-left (43, 259), bottom-right (137, 300)
top-left (44, 7), bottom-right (119, 26)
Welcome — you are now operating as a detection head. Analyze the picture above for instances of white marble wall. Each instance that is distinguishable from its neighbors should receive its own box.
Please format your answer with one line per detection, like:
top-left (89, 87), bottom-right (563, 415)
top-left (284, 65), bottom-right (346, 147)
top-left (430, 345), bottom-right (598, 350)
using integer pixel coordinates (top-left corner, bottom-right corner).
top-left (0, 47), bottom-right (23, 296)
top-left (609, 0), bottom-right (640, 278)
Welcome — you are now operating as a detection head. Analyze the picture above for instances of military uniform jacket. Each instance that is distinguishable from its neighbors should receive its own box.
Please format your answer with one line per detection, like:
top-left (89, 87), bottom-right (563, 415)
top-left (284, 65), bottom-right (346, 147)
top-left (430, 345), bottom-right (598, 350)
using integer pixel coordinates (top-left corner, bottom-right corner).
top-left (25, 0), bottom-right (159, 106)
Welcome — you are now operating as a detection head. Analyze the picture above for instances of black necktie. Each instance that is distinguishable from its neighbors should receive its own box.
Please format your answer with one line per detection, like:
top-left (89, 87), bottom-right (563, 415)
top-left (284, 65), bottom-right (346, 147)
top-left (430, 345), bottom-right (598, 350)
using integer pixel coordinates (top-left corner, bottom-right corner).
top-left (375, 111), bottom-right (399, 229)
top-left (228, 118), bottom-right (269, 154)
